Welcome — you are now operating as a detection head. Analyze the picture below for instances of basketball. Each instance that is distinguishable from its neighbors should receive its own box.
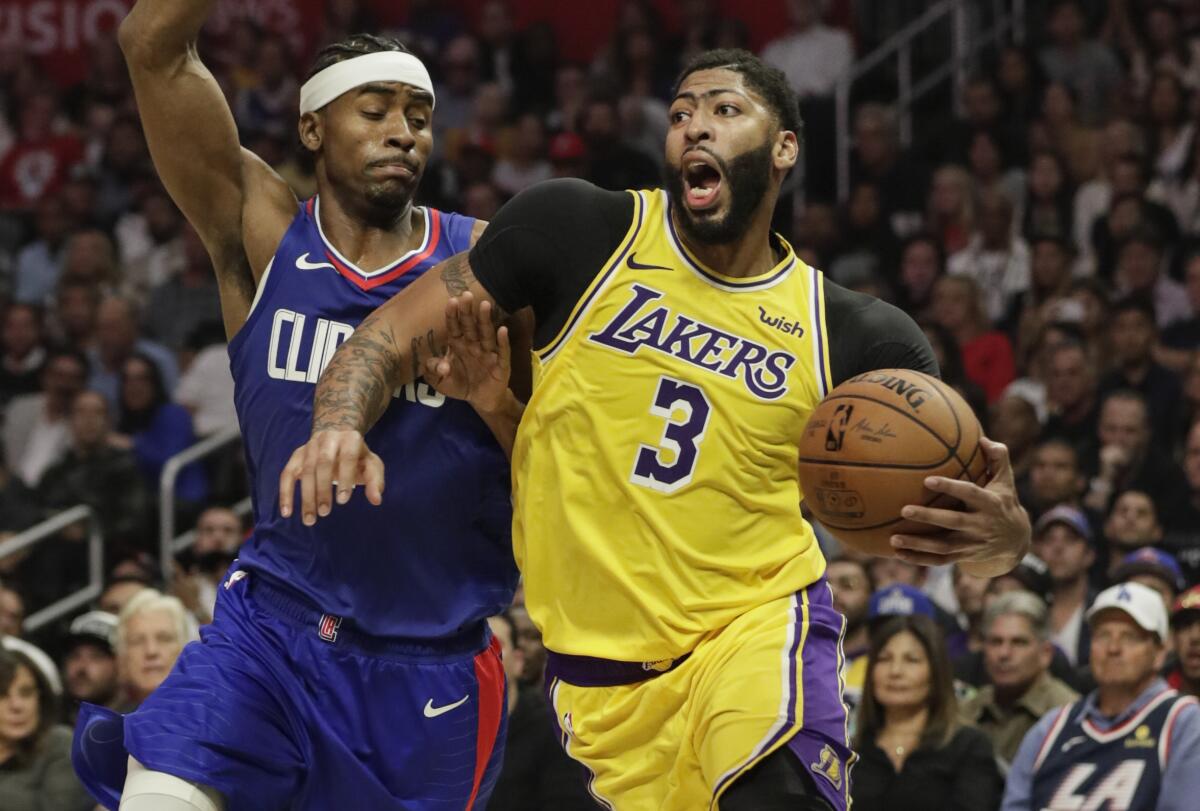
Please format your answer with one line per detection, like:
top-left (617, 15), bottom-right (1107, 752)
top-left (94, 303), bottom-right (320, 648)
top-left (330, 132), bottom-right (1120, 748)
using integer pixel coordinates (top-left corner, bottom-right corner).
top-left (797, 369), bottom-right (988, 558)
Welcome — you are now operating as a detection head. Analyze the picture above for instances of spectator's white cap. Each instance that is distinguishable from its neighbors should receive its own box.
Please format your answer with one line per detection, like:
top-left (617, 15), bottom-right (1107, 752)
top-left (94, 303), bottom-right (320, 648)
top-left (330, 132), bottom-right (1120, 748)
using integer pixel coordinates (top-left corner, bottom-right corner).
top-left (1086, 582), bottom-right (1169, 641)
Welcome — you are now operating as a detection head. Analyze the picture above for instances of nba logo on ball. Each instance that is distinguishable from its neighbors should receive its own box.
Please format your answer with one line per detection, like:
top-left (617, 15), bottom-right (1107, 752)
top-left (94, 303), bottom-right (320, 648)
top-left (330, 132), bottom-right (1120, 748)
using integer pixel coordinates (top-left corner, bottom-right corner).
top-left (825, 404), bottom-right (853, 451)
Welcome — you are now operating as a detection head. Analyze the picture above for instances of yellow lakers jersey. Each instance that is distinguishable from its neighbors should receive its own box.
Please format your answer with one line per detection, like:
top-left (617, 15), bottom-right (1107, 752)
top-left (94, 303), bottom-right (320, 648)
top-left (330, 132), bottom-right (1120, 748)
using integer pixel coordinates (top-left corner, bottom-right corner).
top-left (513, 189), bottom-right (832, 661)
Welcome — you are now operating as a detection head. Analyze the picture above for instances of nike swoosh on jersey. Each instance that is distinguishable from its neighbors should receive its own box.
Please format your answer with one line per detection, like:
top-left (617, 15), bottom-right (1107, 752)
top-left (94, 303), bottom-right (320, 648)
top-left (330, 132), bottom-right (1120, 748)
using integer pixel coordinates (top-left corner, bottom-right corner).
top-left (627, 253), bottom-right (673, 271)
top-left (423, 695), bottom-right (469, 718)
top-left (296, 252), bottom-right (337, 271)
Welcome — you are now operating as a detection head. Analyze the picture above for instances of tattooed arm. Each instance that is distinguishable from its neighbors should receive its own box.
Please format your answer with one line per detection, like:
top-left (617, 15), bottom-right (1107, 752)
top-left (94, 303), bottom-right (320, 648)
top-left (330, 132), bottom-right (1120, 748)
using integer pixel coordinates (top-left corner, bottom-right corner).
top-left (279, 251), bottom-right (508, 524)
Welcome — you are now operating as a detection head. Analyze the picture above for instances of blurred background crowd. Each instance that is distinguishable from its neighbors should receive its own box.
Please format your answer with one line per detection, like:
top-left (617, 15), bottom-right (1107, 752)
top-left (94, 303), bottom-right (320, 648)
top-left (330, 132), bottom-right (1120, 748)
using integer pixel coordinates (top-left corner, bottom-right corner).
top-left (2, 0), bottom-right (1200, 809)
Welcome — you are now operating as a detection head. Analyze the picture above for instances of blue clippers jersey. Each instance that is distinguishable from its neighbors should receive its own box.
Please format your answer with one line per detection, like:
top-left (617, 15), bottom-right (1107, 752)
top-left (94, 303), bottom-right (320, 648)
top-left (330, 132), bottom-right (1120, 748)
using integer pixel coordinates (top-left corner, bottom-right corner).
top-left (1030, 686), bottom-right (1193, 811)
top-left (227, 198), bottom-right (517, 638)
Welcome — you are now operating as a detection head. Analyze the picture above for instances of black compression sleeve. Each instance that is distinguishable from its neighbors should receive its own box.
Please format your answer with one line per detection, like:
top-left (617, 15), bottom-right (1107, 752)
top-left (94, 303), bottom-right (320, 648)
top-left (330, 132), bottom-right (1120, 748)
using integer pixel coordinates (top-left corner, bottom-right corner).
top-left (824, 280), bottom-right (940, 385)
top-left (468, 178), bottom-right (636, 348)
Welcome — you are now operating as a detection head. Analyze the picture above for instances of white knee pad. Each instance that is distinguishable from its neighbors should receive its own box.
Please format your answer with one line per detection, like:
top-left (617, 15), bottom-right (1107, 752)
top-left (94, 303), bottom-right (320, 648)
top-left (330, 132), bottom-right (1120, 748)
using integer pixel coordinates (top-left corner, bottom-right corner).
top-left (119, 757), bottom-right (226, 811)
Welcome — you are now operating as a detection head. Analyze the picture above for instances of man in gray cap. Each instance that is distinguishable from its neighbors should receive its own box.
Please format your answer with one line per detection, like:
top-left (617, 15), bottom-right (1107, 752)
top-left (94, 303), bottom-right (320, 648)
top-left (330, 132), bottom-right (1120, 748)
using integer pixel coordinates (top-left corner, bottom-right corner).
top-left (1032, 504), bottom-right (1097, 667)
top-left (60, 610), bottom-right (119, 726)
top-left (1002, 582), bottom-right (1200, 810)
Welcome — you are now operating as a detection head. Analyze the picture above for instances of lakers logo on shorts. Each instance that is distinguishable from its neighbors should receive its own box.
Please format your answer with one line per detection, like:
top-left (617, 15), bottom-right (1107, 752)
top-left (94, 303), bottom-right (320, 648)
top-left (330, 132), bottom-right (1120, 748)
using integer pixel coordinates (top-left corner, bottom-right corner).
top-left (810, 744), bottom-right (843, 791)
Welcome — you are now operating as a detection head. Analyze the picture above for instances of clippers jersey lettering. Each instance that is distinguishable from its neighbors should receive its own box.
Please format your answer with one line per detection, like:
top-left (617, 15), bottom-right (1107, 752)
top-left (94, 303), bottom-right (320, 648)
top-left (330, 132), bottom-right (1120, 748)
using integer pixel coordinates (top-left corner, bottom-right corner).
top-left (1030, 687), bottom-right (1195, 811)
top-left (228, 198), bottom-right (517, 638)
top-left (513, 189), bottom-right (830, 661)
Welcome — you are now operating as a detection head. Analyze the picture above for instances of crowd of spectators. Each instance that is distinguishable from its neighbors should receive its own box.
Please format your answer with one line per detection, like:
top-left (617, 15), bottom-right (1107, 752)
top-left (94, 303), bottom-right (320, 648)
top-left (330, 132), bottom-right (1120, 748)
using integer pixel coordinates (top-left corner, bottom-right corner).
top-left (3, 0), bottom-right (1200, 808)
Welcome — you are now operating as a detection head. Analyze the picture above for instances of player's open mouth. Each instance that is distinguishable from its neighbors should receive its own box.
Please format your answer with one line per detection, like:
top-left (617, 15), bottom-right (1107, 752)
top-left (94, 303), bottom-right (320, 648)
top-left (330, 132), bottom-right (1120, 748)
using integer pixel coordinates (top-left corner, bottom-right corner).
top-left (682, 155), bottom-right (723, 212)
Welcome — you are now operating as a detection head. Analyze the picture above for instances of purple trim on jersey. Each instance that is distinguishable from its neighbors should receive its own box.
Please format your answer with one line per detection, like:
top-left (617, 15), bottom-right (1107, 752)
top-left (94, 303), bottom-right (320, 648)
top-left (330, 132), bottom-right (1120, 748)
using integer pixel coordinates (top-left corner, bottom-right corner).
top-left (664, 196), bottom-right (796, 291)
top-left (811, 264), bottom-right (830, 397)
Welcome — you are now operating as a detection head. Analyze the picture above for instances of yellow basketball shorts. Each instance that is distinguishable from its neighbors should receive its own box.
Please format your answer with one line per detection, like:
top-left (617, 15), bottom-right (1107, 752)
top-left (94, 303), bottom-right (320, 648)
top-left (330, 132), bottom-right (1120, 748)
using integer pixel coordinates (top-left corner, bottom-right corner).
top-left (543, 579), bottom-right (854, 811)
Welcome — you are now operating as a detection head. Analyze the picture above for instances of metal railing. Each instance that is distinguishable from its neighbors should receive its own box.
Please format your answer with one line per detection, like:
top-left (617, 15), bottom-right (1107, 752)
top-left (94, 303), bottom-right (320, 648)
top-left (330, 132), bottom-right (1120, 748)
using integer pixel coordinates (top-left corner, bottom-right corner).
top-left (1, 505), bottom-right (103, 632)
top-left (834, 0), bottom-right (1026, 201)
top-left (158, 425), bottom-right (243, 584)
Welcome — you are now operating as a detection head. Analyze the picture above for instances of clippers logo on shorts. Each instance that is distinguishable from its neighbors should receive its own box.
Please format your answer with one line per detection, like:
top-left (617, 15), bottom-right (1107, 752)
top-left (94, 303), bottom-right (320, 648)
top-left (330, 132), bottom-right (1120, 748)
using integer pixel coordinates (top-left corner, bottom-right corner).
top-left (318, 613), bottom-right (342, 643)
top-left (825, 404), bottom-right (853, 451)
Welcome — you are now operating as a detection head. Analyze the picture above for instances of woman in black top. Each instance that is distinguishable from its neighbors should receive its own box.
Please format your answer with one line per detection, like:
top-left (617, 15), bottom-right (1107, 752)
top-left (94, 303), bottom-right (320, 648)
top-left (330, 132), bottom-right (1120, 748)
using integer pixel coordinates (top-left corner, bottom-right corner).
top-left (851, 615), bottom-right (1003, 811)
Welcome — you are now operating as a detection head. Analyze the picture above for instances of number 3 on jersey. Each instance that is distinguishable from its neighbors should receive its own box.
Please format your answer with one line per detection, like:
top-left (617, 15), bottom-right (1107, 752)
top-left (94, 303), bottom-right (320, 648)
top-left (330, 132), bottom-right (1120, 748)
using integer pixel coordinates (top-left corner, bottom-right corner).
top-left (631, 376), bottom-right (712, 493)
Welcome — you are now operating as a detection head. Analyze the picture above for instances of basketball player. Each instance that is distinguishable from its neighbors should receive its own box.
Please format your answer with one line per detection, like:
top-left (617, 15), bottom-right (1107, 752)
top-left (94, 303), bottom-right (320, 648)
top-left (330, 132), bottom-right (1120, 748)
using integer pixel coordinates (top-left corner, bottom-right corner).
top-left (70, 2), bottom-right (520, 810)
top-left (282, 50), bottom-right (1031, 809)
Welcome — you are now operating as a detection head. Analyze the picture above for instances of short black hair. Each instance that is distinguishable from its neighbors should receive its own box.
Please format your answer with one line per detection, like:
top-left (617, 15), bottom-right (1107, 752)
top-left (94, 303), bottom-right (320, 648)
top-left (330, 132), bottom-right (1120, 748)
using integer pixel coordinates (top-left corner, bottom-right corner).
top-left (306, 33), bottom-right (411, 81)
top-left (673, 49), bottom-right (803, 142)
top-left (1110, 293), bottom-right (1158, 325)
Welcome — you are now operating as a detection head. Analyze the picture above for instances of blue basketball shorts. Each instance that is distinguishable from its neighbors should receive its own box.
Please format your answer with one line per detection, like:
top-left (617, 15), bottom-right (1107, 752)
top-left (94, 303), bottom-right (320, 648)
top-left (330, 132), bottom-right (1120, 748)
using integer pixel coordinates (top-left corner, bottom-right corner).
top-left (72, 563), bottom-right (507, 811)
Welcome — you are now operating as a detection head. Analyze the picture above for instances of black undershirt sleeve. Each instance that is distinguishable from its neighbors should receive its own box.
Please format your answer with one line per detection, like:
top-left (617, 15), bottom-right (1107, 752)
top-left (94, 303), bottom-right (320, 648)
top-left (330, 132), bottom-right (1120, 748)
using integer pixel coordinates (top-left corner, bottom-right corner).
top-left (823, 279), bottom-right (940, 385)
top-left (468, 178), bottom-right (636, 348)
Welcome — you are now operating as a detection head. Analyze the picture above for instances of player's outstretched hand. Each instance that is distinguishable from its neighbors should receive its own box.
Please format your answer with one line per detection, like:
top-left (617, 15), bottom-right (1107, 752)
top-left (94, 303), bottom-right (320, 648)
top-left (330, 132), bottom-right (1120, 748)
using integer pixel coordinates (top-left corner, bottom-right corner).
top-left (278, 430), bottom-right (385, 526)
top-left (424, 291), bottom-right (511, 414)
top-left (888, 437), bottom-right (1031, 577)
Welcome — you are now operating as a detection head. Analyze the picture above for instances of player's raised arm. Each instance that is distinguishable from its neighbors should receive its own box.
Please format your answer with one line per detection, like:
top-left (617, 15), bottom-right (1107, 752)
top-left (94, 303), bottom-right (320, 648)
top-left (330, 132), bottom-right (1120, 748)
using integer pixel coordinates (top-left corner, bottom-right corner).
top-left (119, 0), bottom-right (243, 252)
top-left (119, 0), bottom-right (289, 334)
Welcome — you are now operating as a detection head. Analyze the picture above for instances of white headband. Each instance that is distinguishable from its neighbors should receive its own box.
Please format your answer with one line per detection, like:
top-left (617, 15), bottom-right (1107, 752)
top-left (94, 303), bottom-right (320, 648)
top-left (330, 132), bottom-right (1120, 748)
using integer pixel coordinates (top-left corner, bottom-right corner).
top-left (300, 51), bottom-right (436, 114)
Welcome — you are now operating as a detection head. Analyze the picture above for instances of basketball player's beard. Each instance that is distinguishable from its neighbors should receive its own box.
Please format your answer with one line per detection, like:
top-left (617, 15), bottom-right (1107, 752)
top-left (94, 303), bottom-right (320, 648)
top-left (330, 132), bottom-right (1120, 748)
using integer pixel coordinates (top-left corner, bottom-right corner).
top-left (665, 141), bottom-right (773, 246)
top-left (363, 179), bottom-right (418, 216)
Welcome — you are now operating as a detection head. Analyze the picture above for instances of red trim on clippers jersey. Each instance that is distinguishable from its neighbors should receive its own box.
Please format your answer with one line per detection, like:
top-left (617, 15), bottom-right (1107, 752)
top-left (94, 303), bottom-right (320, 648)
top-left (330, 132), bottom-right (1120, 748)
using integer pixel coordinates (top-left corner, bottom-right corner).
top-left (1162, 696), bottom-right (1198, 765)
top-left (466, 636), bottom-right (504, 810)
top-left (305, 197), bottom-right (315, 216)
top-left (326, 209), bottom-right (443, 291)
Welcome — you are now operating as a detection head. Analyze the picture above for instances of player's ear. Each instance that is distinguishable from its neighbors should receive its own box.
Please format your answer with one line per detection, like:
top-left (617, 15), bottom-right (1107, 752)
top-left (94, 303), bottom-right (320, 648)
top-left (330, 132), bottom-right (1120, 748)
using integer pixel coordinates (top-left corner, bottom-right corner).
top-left (773, 129), bottom-right (799, 172)
top-left (298, 111), bottom-right (323, 154)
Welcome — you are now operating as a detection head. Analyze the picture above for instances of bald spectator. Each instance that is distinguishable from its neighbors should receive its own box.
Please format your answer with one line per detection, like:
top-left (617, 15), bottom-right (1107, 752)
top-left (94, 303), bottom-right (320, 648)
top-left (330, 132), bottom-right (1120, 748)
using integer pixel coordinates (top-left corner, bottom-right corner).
top-left (115, 590), bottom-right (198, 712)
top-left (960, 592), bottom-right (1079, 773)
top-left (1002, 583), bottom-right (1200, 811)
top-left (1082, 391), bottom-right (1185, 517)
top-left (1167, 586), bottom-right (1200, 698)
top-left (3, 349), bottom-right (88, 488)
top-left (87, 296), bottom-right (178, 409)
top-left (1033, 506), bottom-right (1097, 667)
top-left (1038, 0), bottom-right (1124, 125)
top-left (948, 190), bottom-right (1031, 324)
top-left (1042, 341), bottom-right (1100, 456)
top-left (486, 612), bottom-right (600, 811)
top-left (1098, 296), bottom-right (1182, 450)
top-left (37, 390), bottom-right (148, 550)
